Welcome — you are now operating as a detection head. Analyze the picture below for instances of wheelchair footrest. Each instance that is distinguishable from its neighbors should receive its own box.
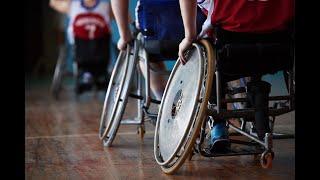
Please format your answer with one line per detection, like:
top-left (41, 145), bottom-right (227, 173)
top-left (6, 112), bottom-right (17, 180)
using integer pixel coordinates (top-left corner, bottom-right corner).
top-left (129, 93), bottom-right (161, 104)
top-left (201, 143), bottom-right (264, 158)
top-left (121, 119), bottom-right (142, 125)
top-left (143, 108), bottom-right (158, 118)
top-left (229, 132), bottom-right (295, 139)
top-left (144, 115), bottom-right (157, 126)
top-left (222, 95), bottom-right (293, 104)
top-left (272, 133), bottom-right (295, 139)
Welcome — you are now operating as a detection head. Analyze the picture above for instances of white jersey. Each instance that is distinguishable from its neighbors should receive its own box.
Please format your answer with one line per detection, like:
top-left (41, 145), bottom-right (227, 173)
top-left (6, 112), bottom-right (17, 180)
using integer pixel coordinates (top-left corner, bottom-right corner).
top-left (197, 0), bottom-right (215, 38)
top-left (67, 0), bottom-right (111, 44)
top-left (197, 0), bottom-right (212, 11)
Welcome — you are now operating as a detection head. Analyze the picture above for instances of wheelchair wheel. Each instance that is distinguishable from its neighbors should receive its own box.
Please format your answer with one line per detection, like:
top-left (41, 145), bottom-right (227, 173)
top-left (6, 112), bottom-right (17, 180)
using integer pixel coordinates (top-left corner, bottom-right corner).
top-left (51, 45), bottom-right (67, 99)
top-left (260, 151), bottom-right (274, 169)
top-left (99, 42), bottom-right (138, 146)
top-left (154, 40), bottom-right (215, 174)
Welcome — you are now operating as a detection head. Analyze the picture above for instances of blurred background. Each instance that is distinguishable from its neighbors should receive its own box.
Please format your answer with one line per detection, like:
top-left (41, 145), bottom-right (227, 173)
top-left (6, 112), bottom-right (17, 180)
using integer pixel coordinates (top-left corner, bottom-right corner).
top-left (25, 0), bottom-right (138, 84)
top-left (24, 0), bottom-right (287, 95)
top-left (26, 0), bottom-right (151, 82)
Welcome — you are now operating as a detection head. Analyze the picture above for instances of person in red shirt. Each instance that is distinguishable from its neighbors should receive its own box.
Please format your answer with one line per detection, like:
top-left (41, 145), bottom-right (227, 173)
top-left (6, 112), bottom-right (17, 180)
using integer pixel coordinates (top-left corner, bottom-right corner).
top-left (179, 0), bottom-right (294, 63)
top-left (50, 0), bottom-right (113, 94)
top-left (178, 0), bottom-right (294, 153)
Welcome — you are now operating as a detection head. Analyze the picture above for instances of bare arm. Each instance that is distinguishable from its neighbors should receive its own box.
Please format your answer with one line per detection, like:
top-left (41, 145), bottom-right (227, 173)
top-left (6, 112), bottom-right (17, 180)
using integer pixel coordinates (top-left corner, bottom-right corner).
top-left (49, 0), bottom-right (71, 14)
top-left (179, 0), bottom-right (197, 41)
top-left (110, 0), bottom-right (132, 50)
top-left (178, 0), bottom-right (198, 64)
top-left (107, 2), bottom-right (114, 21)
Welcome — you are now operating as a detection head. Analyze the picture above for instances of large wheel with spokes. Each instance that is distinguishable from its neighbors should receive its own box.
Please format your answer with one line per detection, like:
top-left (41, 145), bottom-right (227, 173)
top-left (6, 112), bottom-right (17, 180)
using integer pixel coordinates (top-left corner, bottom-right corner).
top-left (99, 42), bottom-right (138, 147)
top-left (154, 40), bottom-right (215, 174)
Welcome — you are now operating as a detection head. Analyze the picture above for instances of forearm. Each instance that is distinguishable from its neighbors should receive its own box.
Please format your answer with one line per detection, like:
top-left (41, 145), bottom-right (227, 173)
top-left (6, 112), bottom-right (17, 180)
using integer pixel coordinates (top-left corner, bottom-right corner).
top-left (49, 0), bottom-right (70, 14)
top-left (110, 0), bottom-right (131, 40)
top-left (108, 3), bottom-right (115, 21)
top-left (179, 0), bottom-right (197, 40)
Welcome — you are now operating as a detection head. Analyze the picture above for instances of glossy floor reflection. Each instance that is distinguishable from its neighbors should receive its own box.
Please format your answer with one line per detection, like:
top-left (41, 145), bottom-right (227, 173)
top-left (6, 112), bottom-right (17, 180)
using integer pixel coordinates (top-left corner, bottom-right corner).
top-left (25, 77), bottom-right (295, 179)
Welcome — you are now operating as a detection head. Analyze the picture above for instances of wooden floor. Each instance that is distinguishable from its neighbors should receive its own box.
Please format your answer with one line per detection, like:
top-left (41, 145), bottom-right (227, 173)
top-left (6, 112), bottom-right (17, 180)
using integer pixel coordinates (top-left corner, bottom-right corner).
top-left (25, 78), bottom-right (295, 179)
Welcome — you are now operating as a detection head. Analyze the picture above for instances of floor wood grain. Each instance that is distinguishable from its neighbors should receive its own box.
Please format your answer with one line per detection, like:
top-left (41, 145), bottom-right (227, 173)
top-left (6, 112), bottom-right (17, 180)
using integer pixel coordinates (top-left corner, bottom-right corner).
top-left (25, 78), bottom-right (295, 179)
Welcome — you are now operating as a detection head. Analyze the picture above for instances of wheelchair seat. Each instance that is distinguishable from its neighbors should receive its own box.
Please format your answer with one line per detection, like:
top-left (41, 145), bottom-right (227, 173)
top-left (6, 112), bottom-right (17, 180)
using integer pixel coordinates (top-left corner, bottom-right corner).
top-left (214, 28), bottom-right (294, 81)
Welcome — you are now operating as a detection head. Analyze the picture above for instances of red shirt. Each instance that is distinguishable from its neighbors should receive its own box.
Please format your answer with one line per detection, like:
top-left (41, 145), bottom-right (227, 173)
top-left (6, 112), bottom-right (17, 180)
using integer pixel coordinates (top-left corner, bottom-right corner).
top-left (73, 13), bottom-right (110, 40)
top-left (207, 0), bottom-right (294, 33)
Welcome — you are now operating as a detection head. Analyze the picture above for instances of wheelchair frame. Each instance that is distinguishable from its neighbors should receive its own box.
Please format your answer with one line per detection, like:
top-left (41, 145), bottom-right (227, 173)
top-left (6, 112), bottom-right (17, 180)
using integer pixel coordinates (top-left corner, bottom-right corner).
top-left (51, 44), bottom-right (77, 99)
top-left (99, 32), bottom-right (171, 146)
top-left (154, 39), bottom-right (295, 174)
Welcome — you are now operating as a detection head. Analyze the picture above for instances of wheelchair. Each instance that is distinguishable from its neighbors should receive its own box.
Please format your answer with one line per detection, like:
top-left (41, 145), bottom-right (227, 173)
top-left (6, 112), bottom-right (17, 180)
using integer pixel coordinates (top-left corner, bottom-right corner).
top-left (51, 36), bottom-right (111, 99)
top-left (154, 28), bottom-right (295, 174)
top-left (51, 44), bottom-right (76, 99)
top-left (98, 29), bottom-right (174, 146)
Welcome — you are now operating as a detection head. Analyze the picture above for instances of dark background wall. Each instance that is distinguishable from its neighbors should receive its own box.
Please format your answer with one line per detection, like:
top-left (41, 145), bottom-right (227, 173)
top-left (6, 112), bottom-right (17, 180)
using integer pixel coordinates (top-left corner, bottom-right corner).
top-left (24, 0), bottom-right (62, 76)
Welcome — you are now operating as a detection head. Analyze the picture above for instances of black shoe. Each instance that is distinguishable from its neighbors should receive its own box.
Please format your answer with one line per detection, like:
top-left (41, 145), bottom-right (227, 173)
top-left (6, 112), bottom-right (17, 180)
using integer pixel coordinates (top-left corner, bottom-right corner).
top-left (75, 72), bottom-right (94, 94)
top-left (204, 138), bottom-right (231, 155)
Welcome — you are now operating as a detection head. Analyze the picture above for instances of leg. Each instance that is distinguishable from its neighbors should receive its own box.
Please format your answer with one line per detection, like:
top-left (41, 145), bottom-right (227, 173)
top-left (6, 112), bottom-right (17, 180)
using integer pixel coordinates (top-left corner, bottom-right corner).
top-left (74, 38), bottom-right (94, 94)
top-left (75, 36), bottom-right (111, 92)
top-left (227, 77), bottom-right (253, 130)
top-left (138, 60), bottom-right (167, 100)
top-left (247, 79), bottom-right (272, 140)
top-left (206, 74), bottom-right (231, 153)
top-left (90, 36), bottom-right (111, 90)
top-left (75, 60), bottom-right (95, 94)
top-left (207, 76), bottom-right (252, 153)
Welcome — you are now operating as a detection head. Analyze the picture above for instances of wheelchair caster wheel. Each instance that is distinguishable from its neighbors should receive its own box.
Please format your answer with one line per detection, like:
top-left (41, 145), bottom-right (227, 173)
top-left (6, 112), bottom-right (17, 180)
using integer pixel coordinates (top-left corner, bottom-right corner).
top-left (137, 125), bottom-right (145, 139)
top-left (260, 152), bottom-right (274, 169)
top-left (102, 138), bottom-right (111, 147)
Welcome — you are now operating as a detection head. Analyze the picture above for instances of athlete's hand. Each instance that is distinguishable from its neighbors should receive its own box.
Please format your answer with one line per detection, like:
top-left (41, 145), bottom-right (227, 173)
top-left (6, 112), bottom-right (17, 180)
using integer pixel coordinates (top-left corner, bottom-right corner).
top-left (117, 38), bottom-right (128, 51)
top-left (117, 32), bottom-right (133, 51)
top-left (178, 37), bottom-right (195, 65)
